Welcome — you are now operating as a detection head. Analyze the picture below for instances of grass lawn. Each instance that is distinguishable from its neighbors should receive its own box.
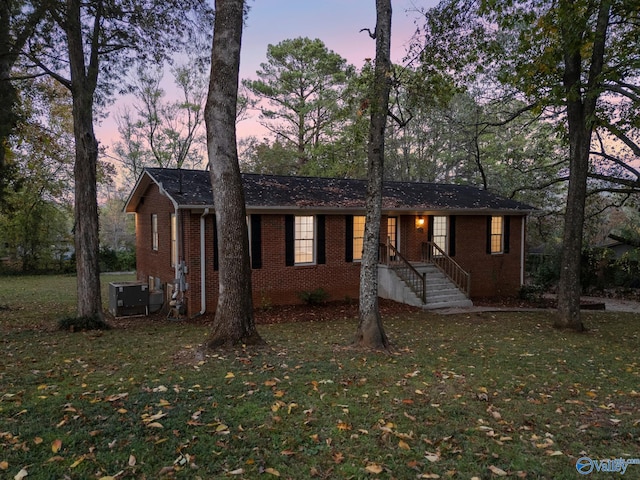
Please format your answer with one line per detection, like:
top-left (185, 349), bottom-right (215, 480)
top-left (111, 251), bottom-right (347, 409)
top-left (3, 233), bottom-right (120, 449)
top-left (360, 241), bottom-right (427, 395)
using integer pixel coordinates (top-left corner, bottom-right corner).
top-left (1, 274), bottom-right (639, 479)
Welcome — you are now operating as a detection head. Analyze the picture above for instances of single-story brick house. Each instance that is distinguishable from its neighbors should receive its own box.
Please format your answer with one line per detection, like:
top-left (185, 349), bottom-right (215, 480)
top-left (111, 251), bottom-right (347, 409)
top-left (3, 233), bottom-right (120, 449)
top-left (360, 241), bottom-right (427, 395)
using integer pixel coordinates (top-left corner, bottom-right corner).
top-left (124, 168), bottom-right (534, 316)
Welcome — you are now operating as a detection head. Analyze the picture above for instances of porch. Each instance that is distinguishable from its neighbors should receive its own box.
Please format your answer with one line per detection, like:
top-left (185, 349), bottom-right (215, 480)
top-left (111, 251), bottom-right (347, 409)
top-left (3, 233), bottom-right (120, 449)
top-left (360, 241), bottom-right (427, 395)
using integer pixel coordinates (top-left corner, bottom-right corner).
top-left (378, 241), bottom-right (473, 310)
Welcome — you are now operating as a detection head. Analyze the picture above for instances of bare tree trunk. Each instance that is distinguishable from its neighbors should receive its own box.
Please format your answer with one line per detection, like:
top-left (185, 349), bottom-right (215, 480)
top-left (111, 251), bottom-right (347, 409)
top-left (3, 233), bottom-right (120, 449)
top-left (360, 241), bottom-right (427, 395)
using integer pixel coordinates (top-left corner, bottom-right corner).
top-left (205, 0), bottom-right (262, 348)
top-left (66, 0), bottom-right (103, 319)
top-left (354, 0), bottom-right (392, 351)
top-left (556, 0), bottom-right (611, 330)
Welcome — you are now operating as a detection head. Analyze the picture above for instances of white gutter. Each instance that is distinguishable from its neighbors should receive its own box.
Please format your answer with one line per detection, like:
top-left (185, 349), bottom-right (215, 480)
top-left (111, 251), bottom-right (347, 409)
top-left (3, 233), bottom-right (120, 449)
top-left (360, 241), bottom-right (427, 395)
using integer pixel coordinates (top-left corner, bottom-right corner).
top-left (521, 216), bottom-right (526, 286)
top-left (199, 208), bottom-right (210, 315)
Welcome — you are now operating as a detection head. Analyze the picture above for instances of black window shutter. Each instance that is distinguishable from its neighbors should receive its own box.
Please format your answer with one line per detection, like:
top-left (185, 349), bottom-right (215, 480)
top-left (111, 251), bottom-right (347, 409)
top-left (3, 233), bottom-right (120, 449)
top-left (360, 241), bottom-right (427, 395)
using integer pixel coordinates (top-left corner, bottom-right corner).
top-left (504, 216), bottom-right (511, 254)
top-left (427, 216), bottom-right (434, 243)
top-left (285, 215), bottom-right (294, 266)
top-left (317, 215), bottom-right (326, 264)
top-left (486, 216), bottom-right (492, 254)
top-left (345, 215), bottom-right (354, 262)
top-left (212, 214), bottom-right (219, 271)
top-left (449, 215), bottom-right (456, 257)
top-left (250, 214), bottom-right (262, 269)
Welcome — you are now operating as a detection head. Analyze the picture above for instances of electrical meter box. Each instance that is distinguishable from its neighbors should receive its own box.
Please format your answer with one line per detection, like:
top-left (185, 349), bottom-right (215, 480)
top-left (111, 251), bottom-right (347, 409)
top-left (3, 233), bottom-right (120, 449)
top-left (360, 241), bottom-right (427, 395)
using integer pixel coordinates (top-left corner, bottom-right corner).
top-left (109, 282), bottom-right (149, 317)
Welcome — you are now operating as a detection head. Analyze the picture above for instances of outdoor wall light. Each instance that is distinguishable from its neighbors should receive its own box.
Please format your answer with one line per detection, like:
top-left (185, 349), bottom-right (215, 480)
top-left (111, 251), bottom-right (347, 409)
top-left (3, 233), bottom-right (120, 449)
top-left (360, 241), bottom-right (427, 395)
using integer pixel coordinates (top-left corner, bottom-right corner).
top-left (416, 216), bottom-right (425, 232)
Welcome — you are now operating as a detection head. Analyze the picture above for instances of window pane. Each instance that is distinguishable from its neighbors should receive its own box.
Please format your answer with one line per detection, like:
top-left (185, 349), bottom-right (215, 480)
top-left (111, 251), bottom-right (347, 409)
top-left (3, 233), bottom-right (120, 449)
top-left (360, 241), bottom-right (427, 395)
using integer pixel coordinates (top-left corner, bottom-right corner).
top-left (387, 217), bottom-right (397, 248)
top-left (170, 214), bottom-right (177, 265)
top-left (352, 216), bottom-right (365, 261)
top-left (152, 214), bottom-right (158, 251)
top-left (295, 216), bottom-right (314, 264)
top-left (491, 216), bottom-right (503, 253)
top-left (433, 215), bottom-right (447, 255)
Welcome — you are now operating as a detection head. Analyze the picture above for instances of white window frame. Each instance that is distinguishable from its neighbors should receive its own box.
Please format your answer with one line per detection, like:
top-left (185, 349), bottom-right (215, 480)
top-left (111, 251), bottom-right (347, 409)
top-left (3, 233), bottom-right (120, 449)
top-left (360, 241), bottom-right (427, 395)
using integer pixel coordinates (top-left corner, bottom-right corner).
top-left (152, 214), bottom-right (159, 251)
top-left (490, 216), bottom-right (504, 254)
top-left (432, 215), bottom-right (448, 255)
top-left (294, 215), bottom-right (315, 265)
top-left (353, 215), bottom-right (366, 261)
top-left (170, 213), bottom-right (177, 266)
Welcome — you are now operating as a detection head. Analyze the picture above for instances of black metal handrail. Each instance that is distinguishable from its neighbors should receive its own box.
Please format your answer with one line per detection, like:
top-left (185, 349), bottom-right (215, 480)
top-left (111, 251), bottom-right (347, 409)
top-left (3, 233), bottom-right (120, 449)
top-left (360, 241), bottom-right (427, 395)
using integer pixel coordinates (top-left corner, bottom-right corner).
top-left (379, 240), bottom-right (426, 303)
top-left (422, 241), bottom-right (471, 297)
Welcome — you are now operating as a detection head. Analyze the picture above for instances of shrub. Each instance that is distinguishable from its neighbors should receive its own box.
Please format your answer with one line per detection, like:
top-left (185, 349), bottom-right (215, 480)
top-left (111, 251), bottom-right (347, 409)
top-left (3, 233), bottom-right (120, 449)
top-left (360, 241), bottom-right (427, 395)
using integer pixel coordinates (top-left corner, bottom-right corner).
top-left (58, 314), bottom-right (111, 332)
top-left (297, 287), bottom-right (329, 305)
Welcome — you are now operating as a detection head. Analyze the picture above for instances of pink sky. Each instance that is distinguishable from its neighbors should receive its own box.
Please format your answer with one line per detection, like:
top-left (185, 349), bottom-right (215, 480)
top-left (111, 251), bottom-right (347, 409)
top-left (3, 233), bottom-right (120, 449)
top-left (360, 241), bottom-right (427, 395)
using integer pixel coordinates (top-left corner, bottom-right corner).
top-left (98, 0), bottom-right (436, 164)
top-left (237, 0), bottom-right (433, 139)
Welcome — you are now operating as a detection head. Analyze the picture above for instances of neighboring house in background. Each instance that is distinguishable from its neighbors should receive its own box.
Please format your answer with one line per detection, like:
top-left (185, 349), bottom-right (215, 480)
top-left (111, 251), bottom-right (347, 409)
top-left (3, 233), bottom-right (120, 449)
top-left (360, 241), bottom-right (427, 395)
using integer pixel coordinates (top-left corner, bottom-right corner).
top-left (124, 168), bottom-right (535, 316)
top-left (601, 234), bottom-right (638, 259)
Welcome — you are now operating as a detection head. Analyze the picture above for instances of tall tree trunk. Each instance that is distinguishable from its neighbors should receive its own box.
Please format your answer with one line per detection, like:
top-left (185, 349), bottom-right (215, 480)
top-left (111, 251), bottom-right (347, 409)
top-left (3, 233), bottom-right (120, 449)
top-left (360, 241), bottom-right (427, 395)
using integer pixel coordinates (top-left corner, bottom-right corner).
top-left (205, 0), bottom-right (262, 348)
top-left (66, 0), bottom-right (103, 319)
top-left (354, 0), bottom-right (392, 351)
top-left (0, 1), bottom-right (18, 170)
top-left (0, 1), bottom-right (46, 206)
top-left (556, 0), bottom-right (611, 330)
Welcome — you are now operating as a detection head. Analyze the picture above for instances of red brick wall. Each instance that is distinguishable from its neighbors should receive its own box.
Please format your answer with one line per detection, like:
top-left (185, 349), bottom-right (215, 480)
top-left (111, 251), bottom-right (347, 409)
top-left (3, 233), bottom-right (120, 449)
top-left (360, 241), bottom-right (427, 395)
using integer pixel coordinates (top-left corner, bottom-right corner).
top-left (190, 213), bottom-right (361, 312)
top-left (134, 183), bottom-right (526, 314)
top-left (447, 215), bottom-right (524, 298)
top-left (134, 184), bottom-right (176, 293)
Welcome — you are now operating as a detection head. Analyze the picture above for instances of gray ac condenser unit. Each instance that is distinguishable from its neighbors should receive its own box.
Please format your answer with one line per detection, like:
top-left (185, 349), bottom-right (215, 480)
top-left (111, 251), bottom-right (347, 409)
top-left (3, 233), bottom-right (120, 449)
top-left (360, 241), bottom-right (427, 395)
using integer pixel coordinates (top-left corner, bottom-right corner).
top-left (109, 282), bottom-right (149, 317)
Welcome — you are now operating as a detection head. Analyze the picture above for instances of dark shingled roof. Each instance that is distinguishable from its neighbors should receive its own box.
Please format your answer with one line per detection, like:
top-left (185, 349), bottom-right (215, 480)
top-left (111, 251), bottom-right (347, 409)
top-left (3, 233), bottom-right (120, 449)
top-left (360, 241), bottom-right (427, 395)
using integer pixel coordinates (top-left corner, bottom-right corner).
top-left (126, 168), bottom-right (534, 214)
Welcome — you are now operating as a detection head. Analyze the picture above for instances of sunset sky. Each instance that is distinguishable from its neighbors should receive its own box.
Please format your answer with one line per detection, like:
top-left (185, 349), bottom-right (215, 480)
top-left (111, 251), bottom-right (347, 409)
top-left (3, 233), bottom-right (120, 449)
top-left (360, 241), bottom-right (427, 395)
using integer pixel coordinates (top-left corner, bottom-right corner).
top-left (98, 1), bottom-right (438, 167)
top-left (236, 0), bottom-right (434, 138)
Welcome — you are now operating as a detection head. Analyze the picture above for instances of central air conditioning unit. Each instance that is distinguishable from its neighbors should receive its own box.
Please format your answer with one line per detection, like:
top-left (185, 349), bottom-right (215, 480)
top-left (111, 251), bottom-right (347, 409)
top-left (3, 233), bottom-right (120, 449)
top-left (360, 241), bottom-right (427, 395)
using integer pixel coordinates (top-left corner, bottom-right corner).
top-left (108, 281), bottom-right (149, 317)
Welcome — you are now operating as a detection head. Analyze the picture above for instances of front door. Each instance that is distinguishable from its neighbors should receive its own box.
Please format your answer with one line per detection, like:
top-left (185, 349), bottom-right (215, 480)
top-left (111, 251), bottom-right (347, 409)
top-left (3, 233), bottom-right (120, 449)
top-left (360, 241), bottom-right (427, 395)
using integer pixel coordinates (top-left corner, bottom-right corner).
top-left (387, 216), bottom-right (398, 257)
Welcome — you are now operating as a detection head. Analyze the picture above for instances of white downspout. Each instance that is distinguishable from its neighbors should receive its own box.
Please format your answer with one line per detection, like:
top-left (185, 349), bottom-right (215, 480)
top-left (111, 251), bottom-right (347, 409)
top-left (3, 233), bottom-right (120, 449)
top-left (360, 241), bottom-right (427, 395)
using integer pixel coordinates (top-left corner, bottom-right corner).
top-left (199, 208), bottom-right (210, 315)
top-left (520, 216), bottom-right (526, 286)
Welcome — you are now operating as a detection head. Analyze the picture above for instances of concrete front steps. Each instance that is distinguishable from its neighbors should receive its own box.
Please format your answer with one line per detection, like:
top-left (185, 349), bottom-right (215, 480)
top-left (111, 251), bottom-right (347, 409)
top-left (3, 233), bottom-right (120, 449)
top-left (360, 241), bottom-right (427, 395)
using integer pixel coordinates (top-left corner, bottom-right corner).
top-left (378, 263), bottom-right (473, 310)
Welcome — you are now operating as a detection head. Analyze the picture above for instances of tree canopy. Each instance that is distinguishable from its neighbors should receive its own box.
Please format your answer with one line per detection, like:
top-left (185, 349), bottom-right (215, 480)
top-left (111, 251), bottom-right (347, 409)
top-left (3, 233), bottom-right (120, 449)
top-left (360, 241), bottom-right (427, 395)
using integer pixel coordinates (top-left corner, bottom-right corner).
top-left (243, 37), bottom-right (355, 174)
top-left (413, 0), bottom-right (640, 329)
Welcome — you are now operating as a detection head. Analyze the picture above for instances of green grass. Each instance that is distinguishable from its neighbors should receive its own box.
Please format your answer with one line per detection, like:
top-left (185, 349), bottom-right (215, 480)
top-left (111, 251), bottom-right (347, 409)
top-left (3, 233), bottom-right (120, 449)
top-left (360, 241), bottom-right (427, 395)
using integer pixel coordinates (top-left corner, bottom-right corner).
top-left (1, 275), bottom-right (639, 479)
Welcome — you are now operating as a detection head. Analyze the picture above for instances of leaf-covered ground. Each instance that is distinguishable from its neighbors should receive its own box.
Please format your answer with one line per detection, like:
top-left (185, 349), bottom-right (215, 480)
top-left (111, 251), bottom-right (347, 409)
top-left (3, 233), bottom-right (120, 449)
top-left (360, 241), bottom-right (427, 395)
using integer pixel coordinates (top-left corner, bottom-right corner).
top-left (1, 275), bottom-right (639, 479)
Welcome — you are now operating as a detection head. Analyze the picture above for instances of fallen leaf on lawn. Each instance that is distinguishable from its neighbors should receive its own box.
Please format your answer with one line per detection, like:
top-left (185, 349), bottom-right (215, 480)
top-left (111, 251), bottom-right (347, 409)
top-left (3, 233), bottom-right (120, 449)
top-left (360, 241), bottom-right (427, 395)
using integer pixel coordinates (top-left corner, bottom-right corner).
top-left (225, 372), bottom-right (235, 379)
top-left (216, 424), bottom-right (229, 433)
top-left (147, 422), bottom-right (163, 428)
top-left (280, 449), bottom-right (296, 456)
top-left (365, 463), bottom-right (383, 474)
top-left (419, 474), bottom-right (440, 479)
top-left (70, 456), bottom-right (85, 468)
top-left (425, 452), bottom-right (440, 462)
top-left (336, 421), bottom-right (351, 431)
top-left (0, 461), bottom-right (7, 470)
top-left (33, 437), bottom-right (43, 445)
top-left (51, 439), bottom-right (62, 453)
top-left (46, 456), bottom-right (64, 463)
top-left (128, 454), bottom-right (136, 466)
top-left (546, 450), bottom-right (563, 456)
top-left (398, 440), bottom-right (411, 450)
top-left (488, 465), bottom-right (507, 476)
top-left (14, 468), bottom-right (28, 480)
top-left (333, 452), bottom-right (345, 463)
top-left (229, 468), bottom-right (244, 475)
top-left (152, 385), bottom-right (168, 393)
top-left (264, 467), bottom-right (280, 476)
top-left (98, 477), bottom-right (116, 480)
